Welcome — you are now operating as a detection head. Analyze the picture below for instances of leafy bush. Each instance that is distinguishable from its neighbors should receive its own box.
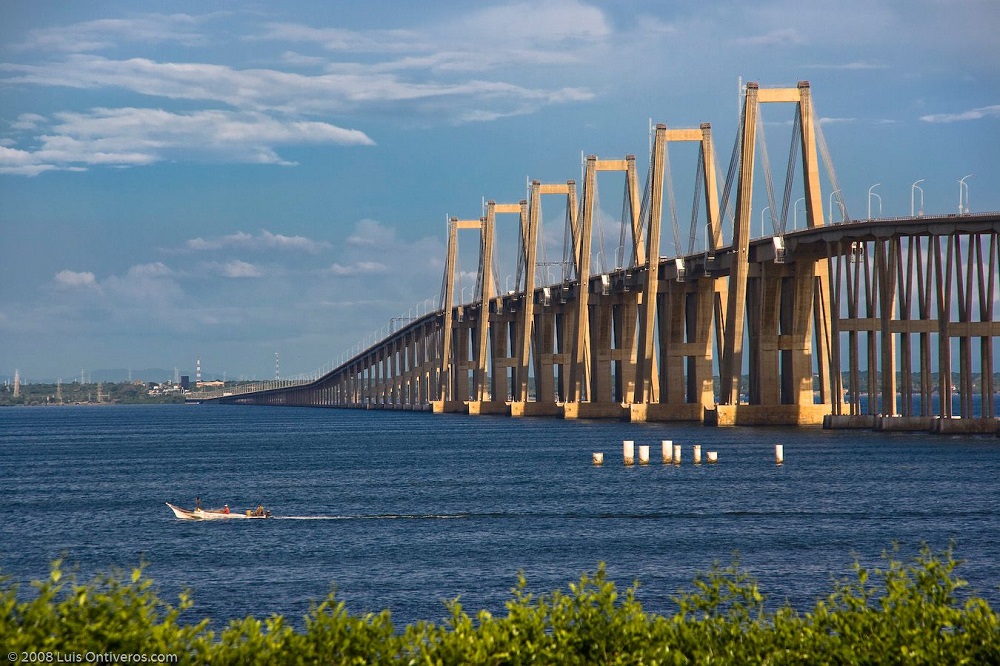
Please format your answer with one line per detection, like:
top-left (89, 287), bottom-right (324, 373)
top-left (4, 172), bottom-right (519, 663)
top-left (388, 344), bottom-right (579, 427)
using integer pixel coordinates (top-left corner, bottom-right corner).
top-left (2, 546), bottom-right (998, 664)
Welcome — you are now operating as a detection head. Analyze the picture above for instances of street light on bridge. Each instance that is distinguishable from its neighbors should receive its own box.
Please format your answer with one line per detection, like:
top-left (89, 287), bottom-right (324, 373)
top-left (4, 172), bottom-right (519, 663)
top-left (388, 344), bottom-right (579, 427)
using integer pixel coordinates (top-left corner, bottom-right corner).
top-left (760, 206), bottom-right (771, 238)
top-left (911, 179), bottom-right (925, 217)
top-left (793, 197), bottom-right (806, 231)
top-left (868, 183), bottom-right (882, 220)
top-left (828, 190), bottom-right (845, 224)
top-left (959, 174), bottom-right (974, 214)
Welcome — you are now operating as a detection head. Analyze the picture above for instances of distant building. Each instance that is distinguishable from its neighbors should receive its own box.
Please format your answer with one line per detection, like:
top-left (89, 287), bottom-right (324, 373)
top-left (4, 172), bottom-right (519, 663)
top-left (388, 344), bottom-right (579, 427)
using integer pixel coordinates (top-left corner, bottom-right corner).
top-left (196, 380), bottom-right (224, 388)
top-left (180, 375), bottom-right (190, 390)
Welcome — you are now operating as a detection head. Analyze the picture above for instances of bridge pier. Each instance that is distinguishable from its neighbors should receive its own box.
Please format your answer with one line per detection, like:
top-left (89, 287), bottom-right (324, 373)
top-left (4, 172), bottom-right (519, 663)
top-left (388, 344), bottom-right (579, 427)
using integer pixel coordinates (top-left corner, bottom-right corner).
top-left (627, 403), bottom-right (704, 423)
top-left (431, 400), bottom-right (467, 414)
top-left (467, 400), bottom-right (509, 416)
top-left (510, 401), bottom-right (562, 417)
top-left (562, 402), bottom-right (627, 420)
top-left (706, 404), bottom-right (829, 427)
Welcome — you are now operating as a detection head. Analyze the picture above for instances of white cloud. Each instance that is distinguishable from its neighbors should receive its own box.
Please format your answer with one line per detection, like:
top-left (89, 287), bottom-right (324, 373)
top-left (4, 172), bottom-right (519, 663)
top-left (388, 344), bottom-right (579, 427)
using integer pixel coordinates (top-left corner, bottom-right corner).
top-left (184, 230), bottom-right (331, 253)
top-left (806, 61), bottom-right (888, 70)
top-left (206, 260), bottom-right (266, 278)
top-left (0, 107), bottom-right (373, 175)
top-left (1, 54), bottom-right (591, 117)
top-left (10, 113), bottom-right (47, 130)
top-left (53, 270), bottom-right (98, 288)
top-left (734, 28), bottom-right (805, 48)
top-left (920, 105), bottom-right (1000, 123)
top-left (127, 262), bottom-right (174, 279)
top-left (13, 14), bottom-right (211, 52)
top-left (346, 219), bottom-right (397, 247)
top-left (325, 261), bottom-right (389, 277)
top-left (260, 0), bottom-right (610, 70)
top-left (0, 145), bottom-right (61, 176)
top-left (279, 51), bottom-right (329, 67)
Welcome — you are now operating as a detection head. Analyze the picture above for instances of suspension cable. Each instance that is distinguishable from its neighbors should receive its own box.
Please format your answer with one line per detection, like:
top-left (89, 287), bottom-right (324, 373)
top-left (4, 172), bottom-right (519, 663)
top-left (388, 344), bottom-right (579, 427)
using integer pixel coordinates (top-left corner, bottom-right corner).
top-left (639, 157), bottom-right (652, 264)
top-left (663, 142), bottom-right (681, 257)
top-left (778, 109), bottom-right (801, 234)
top-left (719, 106), bottom-right (745, 245)
top-left (617, 179), bottom-right (629, 269)
top-left (688, 149), bottom-right (704, 255)
top-left (514, 206), bottom-right (526, 292)
top-left (756, 108), bottom-right (780, 238)
top-left (536, 200), bottom-right (548, 285)
top-left (562, 200), bottom-right (575, 282)
top-left (474, 230), bottom-right (485, 303)
top-left (491, 218), bottom-right (502, 299)
top-left (813, 105), bottom-right (852, 223)
top-left (594, 179), bottom-right (607, 274)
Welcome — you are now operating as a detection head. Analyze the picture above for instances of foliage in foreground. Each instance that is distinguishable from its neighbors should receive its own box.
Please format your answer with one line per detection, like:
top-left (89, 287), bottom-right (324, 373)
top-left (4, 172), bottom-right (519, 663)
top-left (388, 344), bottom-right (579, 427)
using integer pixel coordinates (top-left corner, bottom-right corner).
top-left (3, 546), bottom-right (999, 664)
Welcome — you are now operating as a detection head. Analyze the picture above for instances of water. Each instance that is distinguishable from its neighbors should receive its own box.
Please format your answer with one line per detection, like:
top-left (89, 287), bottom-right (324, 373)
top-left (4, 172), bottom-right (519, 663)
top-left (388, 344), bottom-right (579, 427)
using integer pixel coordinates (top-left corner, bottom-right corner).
top-left (2, 404), bottom-right (999, 629)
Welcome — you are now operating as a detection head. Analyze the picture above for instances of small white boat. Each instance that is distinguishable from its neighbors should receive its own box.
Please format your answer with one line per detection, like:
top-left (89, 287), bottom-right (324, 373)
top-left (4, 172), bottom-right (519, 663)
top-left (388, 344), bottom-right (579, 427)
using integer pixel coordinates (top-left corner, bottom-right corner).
top-left (166, 502), bottom-right (271, 520)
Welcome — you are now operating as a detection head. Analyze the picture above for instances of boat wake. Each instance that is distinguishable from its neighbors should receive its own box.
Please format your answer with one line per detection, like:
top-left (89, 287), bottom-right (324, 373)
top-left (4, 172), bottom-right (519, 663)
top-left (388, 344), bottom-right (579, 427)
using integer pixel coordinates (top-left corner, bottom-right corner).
top-left (274, 513), bottom-right (469, 521)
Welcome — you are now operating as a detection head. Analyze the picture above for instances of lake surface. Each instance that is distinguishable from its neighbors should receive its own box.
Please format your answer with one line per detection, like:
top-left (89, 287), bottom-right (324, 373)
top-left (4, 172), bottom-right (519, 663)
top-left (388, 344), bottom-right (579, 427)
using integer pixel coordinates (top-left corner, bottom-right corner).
top-left (2, 404), bottom-right (999, 629)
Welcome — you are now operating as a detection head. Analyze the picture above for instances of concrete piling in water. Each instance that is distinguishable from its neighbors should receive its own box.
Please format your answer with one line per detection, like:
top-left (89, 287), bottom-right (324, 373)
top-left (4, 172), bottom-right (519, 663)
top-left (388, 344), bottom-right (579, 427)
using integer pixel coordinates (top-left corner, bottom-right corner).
top-left (592, 452), bottom-right (604, 465)
top-left (623, 440), bottom-right (635, 466)
top-left (661, 440), bottom-right (672, 463)
top-left (638, 445), bottom-right (650, 465)
top-left (673, 443), bottom-right (682, 465)
top-left (693, 444), bottom-right (702, 464)
top-left (707, 451), bottom-right (718, 463)
top-left (775, 444), bottom-right (784, 465)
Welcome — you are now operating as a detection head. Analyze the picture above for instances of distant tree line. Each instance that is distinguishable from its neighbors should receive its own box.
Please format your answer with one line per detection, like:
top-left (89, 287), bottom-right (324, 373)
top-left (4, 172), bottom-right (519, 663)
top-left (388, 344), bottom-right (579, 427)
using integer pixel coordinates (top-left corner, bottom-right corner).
top-left (0, 381), bottom-right (186, 406)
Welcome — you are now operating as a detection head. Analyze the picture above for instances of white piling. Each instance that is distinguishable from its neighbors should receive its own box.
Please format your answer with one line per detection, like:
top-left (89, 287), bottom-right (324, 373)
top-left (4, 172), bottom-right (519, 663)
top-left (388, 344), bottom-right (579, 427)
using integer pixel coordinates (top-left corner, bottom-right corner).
top-left (661, 440), bottom-right (672, 463)
top-left (775, 444), bottom-right (784, 465)
top-left (592, 452), bottom-right (604, 465)
top-left (673, 443), bottom-right (682, 465)
top-left (623, 440), bottom-right (635, 466)
top-left (638, 445), bottom-right (650, 465)
top-left (707, 451), bottom-right (718, 463)
top-left (693, 444), bottom-right (702, 464)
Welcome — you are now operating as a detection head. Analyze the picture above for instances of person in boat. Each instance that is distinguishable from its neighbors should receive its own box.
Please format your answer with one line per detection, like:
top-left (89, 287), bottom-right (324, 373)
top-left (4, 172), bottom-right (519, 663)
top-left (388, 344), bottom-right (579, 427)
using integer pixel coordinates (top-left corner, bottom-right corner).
top-left (195, 497), bottom-right (202, 511)
top-left (223, 504), bottom-right (230, 514)
top-left (254, 504), bottom-right (265, 517)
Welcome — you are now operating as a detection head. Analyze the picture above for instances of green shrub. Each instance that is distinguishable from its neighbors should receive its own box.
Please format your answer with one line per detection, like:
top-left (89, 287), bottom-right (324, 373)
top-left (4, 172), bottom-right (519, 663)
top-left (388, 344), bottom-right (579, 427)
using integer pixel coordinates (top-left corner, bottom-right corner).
top-left (2, 546), bottom-right (998, 664)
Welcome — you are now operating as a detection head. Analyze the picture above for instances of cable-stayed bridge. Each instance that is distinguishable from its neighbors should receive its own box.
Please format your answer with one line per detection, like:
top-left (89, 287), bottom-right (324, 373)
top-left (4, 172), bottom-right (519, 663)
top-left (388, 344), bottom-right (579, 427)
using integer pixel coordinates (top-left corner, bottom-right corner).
top-left (203, 82), bottom-right (1000, 432)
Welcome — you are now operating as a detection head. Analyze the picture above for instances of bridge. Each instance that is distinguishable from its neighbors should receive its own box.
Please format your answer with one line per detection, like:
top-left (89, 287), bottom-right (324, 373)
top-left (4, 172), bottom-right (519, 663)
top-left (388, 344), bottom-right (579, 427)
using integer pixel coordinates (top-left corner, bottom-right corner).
top-left (206, 82), bottom-right (1000, 432)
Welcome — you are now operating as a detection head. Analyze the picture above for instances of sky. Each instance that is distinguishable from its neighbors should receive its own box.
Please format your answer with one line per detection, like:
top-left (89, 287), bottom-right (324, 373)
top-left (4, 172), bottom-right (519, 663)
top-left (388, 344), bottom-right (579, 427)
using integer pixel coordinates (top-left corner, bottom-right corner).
top-left (1, 0), bottom-right (998, 383)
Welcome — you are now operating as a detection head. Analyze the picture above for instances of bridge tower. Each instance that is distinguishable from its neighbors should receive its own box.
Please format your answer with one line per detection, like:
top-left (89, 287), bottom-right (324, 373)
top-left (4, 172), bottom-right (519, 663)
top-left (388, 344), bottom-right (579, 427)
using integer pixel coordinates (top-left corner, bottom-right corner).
top-left (630, 122), bottom-right (723, 422)
top-left (716, 81), bottom-right (835, 425)
top-left (468, 199), bottom-right (526, 415)
top-left (434, 216), bottom-right (481, 411)
top-left (509, 180), bottom-right (577, 417)
top-left (564, 154), bottom-right (643, 418)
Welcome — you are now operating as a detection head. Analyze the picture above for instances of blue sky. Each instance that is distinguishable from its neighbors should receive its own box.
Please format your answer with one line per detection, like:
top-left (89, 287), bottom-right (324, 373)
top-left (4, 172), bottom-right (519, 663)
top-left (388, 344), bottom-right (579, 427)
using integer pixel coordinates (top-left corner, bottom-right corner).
top-left (2, 0), bottom-right (998, 382)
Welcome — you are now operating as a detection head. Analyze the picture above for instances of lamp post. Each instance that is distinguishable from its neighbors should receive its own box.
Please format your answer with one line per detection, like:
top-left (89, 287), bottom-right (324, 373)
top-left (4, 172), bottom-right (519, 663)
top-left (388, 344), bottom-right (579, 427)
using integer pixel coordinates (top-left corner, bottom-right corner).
top-left (959, 174), bottom-right (973, 214)
top-left (911, 179), bottom-right (924, 217)
top-left (868, 184), bottom-right (881, 220)
top-left (505, 275), bottom-right (514, 294)
top-left (761, 206), bottom-right (770, 238)
top-left (793, 197), bottom-right (805, 230)
top-left (828, 190), bottom-right (843, 223)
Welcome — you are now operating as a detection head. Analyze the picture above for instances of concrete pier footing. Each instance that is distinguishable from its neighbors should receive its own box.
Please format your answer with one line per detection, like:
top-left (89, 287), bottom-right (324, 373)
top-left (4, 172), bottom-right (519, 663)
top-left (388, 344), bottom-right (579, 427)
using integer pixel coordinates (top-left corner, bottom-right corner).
top-left (706, 404), bottom-right (829, 426)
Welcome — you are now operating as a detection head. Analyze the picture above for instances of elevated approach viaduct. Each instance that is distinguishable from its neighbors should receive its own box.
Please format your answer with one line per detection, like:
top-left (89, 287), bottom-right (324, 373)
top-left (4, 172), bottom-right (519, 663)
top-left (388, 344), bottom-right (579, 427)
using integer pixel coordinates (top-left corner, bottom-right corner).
top-left (207, 82), bottom-right (1000, 433)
